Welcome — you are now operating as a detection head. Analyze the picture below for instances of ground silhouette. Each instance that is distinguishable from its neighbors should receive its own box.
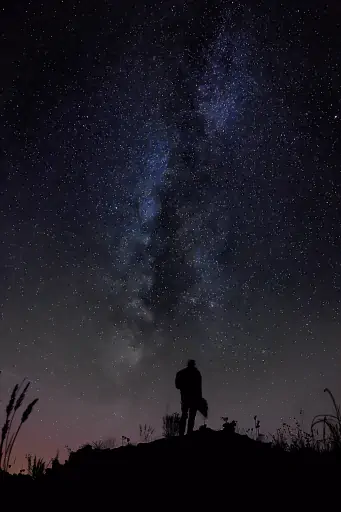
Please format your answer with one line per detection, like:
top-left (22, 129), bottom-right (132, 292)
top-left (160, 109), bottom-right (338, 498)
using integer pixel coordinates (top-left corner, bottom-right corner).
top-left (1, 385), bottom-right (340, 506)
top-left (2, 425), bottom-right (339, 507)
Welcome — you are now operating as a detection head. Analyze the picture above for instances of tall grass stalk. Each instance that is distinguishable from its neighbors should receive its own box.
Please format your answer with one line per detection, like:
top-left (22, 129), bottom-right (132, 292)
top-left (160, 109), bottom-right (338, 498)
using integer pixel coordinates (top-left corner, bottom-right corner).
top-left (311, 388), bottom-right (341, 450)
top-left (162, 413), bottom-right (180, 438)
top-left (0, 380), bottom-right (38, 472)
top-left (4, 380), bottom-right (30, 458)
top-left (26, 454), bottom-right (46, 479)
top-left (4, 398), bottom-right (39, 471)
top-left (0, 383), bottom-right (19, 469)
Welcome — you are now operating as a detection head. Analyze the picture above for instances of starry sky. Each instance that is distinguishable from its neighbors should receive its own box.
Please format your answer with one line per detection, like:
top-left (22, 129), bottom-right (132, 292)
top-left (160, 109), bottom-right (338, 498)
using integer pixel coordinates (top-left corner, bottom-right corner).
top-left (0, 0), bottom-right (340, 466)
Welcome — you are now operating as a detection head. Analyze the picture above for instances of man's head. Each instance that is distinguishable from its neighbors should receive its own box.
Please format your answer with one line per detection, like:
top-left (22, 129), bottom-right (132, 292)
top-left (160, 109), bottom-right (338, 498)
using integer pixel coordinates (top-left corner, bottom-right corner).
top-left (187, 359), bottom-right (196, 368)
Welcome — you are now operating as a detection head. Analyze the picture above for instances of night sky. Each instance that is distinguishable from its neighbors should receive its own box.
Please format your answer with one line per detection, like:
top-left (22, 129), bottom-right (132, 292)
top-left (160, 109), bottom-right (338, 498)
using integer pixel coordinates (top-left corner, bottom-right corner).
top-left (0, 0), bottom-right (340, 466)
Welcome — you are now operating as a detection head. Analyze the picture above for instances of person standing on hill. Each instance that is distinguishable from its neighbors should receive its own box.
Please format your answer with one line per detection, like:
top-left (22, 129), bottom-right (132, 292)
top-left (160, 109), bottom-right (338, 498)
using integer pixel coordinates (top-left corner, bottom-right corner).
top-left (175, 359), bottom-right (202, 436)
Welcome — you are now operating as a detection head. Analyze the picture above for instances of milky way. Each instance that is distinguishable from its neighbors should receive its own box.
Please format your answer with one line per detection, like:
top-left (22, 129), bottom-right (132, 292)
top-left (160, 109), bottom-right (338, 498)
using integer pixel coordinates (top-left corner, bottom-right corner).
top-left (0, 1), bottom-right (340, 466)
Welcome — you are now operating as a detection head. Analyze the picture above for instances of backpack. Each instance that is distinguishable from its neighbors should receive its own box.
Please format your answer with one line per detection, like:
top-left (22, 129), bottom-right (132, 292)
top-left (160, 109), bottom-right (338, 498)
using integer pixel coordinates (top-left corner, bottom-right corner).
top-left (198, 397), bottom-right (208, 419)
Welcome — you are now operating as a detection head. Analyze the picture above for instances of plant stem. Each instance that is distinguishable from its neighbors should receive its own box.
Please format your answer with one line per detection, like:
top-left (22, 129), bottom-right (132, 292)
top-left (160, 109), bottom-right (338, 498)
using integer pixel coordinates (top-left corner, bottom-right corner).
top-left (4, 422), bottom-right (22, 472)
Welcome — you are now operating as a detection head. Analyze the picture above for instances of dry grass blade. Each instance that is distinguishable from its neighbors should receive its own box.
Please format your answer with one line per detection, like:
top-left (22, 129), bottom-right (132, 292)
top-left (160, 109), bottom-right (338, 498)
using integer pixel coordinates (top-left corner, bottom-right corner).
top-left (324, 388), bottom-right (341, 423)
top-left (6, 385), bottom-right (19, 417)
top-left (311, 388), bottom-right (341, 450)
top-left (2, 392), bottom-right (39, 472)
top-left (0, 419), bottom-right (10, 466)
top-left (4, 381), bottom-right (31, 459)
top-left (0, 384), bottom-right (20, 469)
top-left (162, 413), bottom-right (180, 438)
top-left (22, 398), bottom-right (39, 423)
top-left (14, 382), bottom-right (30, 412)
top-left (26, 453), bottom-right (46, 479)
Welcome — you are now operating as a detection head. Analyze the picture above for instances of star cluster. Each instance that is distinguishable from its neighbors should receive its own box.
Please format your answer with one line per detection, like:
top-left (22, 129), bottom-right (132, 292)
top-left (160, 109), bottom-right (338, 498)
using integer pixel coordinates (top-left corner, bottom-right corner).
top-left (0, 1), bottom-right (340, 465)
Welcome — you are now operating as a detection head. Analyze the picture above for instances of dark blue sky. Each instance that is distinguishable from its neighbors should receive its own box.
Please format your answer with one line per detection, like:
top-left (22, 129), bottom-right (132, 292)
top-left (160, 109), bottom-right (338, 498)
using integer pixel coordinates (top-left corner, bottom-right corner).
top-left (0, 0), bottom-right (340, 466)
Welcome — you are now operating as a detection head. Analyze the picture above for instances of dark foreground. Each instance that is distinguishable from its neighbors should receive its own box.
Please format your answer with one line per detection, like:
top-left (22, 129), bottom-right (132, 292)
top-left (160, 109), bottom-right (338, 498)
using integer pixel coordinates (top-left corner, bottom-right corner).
top-left (1, 428), bottom-right (339, 506)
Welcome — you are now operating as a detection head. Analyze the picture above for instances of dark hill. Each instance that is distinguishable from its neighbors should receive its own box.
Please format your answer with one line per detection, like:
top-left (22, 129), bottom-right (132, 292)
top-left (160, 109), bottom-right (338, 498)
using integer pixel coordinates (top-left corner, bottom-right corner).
top-left (2, 427), bottom-right (339, 505)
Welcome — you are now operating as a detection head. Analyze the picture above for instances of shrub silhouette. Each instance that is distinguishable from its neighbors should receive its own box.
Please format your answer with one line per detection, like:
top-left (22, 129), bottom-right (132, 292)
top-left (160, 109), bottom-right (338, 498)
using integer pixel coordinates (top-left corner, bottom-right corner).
top-left (91, 438), bottom-right (117, 450)
top-left (221, 417), bottom-right (237, 434)
top-left (271, 420), bottom-right (319, 452)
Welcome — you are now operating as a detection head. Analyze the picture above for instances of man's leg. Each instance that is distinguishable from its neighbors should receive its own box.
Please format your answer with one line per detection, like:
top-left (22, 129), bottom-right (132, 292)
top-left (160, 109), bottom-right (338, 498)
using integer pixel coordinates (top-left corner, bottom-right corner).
top-left (187, 407), bottom-right (197, 434)
top-left (179, 402), bottom-right (188, 437)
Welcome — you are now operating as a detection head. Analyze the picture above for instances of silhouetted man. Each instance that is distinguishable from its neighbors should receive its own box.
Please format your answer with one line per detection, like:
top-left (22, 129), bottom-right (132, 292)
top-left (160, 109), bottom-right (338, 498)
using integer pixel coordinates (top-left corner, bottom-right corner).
top-left (175, 359), bottom-right (202, 436)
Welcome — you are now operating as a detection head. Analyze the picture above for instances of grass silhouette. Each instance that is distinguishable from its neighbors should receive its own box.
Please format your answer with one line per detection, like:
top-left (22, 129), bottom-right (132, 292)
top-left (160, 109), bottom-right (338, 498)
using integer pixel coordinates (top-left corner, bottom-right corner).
top-left (162, 412), bottom-right (180, 438)
top-left (139, 423), bottom-right (155, 443)
top-left (91, 438), bottom-right (117, 450)
top-left (1, 386), bottom-right (339, 502)
top-left (311, 388), bottom-right (341, 450)
top-left (25, 454), bottom-right (47, 479)
top-left (0, 380), bottom-right (39, 473)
